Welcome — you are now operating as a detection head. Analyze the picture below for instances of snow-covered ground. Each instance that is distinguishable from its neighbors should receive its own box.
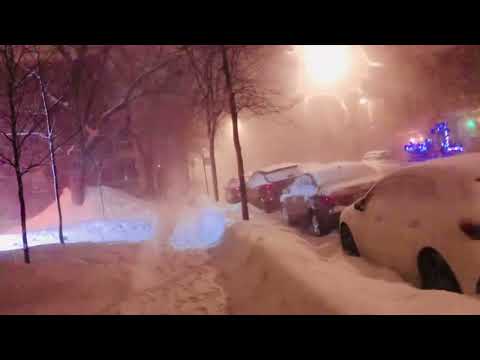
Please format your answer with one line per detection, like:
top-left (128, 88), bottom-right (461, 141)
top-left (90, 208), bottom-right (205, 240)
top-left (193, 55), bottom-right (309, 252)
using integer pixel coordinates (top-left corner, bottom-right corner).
top-left (210, 215), bottom-right (480, 314)
top-left (0, 242), bottom-right (227, 315)
top-left (0, 187), bottom-right (158, 251)
top-left (0, 191), bottom-right (229, 314)
top-left (2, 186), bottom-right (480, 315)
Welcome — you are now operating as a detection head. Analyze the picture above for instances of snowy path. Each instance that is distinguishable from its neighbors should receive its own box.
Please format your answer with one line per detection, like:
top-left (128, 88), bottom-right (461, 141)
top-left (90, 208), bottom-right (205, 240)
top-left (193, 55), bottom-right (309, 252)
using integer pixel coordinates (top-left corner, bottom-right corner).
top-left (0, 242), bottom-right (227, 315)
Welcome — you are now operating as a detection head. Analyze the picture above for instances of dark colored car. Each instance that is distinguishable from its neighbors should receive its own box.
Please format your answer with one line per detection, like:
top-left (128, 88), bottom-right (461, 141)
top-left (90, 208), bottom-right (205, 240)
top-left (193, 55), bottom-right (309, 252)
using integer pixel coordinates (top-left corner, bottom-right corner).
top-left (246, 164), bottom-right (302, 213)
top-left (225, 178), bottom-right (241, 204)
top-left (280, 162), bottom-right (381, 235)
top-left (225, 173), bottom-right (252, 204)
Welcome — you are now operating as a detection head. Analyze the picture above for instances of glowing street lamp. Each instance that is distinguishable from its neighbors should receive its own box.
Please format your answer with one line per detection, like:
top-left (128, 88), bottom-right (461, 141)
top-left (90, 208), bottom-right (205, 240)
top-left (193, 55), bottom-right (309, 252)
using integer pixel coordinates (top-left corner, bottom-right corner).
top-left (359, 96), bottom-right (369, 105)
top-left (301, 45), bottom-right (351, 87)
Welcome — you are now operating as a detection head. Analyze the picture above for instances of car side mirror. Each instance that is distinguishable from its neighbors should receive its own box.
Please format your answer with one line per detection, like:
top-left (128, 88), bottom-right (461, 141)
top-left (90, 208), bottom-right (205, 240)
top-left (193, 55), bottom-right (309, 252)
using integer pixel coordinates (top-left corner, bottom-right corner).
top-left (354, 198), bottom-right (367, 212)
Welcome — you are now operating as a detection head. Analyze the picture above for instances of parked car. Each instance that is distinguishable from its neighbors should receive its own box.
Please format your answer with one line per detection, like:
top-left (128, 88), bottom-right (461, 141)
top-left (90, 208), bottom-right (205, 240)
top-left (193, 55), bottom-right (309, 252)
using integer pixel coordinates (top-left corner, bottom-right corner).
top-left (246, 163), bottom-right (302, 213)
top-left (280, 162), bottom-right (382, 235)
top-left (339, 153), bottom-right (480, 295)
top-left (224, 173), bottom-right (251, 204)
top-left (362, 150), bottom-right (395, 162)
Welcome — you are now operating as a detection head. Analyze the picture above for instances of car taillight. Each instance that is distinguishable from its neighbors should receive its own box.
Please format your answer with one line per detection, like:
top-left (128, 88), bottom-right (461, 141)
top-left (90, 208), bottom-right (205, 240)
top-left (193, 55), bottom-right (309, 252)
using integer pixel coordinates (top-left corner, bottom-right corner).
top-left (317, 195), bottom-right (336, 207)
top-left (460, 221), bottom-right (480, 240)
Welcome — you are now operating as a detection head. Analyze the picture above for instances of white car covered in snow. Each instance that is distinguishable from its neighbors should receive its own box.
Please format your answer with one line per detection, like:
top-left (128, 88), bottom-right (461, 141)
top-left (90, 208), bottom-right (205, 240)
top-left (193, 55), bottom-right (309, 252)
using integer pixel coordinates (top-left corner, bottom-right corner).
top-left (362, 150), bottom-right (405, 173)
top-left (280, 162), bottom-right (383, 235)
top-left (339, 153), bottom-right (480, 295)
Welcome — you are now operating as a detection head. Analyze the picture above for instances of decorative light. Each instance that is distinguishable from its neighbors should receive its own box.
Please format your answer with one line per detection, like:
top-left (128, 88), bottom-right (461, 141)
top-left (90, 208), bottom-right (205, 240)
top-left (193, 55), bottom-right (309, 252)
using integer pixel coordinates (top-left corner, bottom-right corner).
top-left (466, 118), bottom-right (477, 131)
top-left (404, 121), bottom-right (464, 161)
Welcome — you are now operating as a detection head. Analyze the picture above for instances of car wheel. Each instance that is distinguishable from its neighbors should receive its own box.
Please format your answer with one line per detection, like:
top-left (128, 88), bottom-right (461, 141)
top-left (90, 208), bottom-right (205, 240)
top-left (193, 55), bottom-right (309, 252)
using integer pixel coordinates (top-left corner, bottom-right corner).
top-left (310, 211), bottom-right (331, 236)
top-left (340, 224), bottom-right (360, 257)
top-left (281, 204), bottom-right (291, 224)
top-left (417, 247), bottom-right (462, 293)
top-left (264, 202), bottom-right (274, 214)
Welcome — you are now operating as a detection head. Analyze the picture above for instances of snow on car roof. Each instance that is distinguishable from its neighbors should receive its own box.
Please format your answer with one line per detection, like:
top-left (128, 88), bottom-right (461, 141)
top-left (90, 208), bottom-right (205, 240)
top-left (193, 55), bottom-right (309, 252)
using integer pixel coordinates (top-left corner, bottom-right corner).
top-left (364, 150), bottom-right (391, 156)
top-left (389, 153), bottom-right (480, 179)
top-left (258, 163), bottom-right (299, 173)
top-left (320, 174), bottom-right (381, 195)
top-left (300, 161), bottom-right (377, 184)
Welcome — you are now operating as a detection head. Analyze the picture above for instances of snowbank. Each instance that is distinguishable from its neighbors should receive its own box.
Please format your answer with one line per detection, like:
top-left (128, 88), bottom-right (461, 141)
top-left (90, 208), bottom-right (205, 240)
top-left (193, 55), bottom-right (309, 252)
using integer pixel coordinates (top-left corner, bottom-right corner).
top-left (0, 241), bottom-right (227, 315)
top-left (0, 187), bottom-right (158, 251)
top-left (12, 186), bottom-right (157, 232)
top-left (210, 222), bottom-right (480, 314)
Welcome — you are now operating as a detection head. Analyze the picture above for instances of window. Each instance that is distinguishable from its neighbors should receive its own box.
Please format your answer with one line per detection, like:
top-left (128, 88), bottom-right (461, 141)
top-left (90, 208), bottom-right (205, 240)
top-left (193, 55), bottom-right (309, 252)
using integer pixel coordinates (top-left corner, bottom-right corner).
top-left (120, 159), bottom-right (138, 180)
top-left (264, 166), bottom-right (302, 182)
top-left (294, 175), bottom-right (314, 187)
top-left (247, 173), bottom-right (267, 188)
top-left (366, 175), bottom-right (436, 208)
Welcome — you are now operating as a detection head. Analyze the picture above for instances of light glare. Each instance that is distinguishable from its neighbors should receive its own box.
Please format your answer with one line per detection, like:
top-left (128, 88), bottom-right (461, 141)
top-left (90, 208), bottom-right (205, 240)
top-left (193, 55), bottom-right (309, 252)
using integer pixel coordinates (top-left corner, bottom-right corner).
top-left (302, 45), bottom-right (351, 86)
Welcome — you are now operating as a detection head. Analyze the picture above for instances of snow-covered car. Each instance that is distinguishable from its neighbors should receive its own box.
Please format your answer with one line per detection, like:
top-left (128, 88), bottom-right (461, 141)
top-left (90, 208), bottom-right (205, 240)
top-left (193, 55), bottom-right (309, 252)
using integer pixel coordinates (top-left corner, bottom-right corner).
top-left (339, 153), bottom-right (480, 295)
top-left (224, 173), bottom-right (251, 204)
top-left (362, 150), bottom-right (395, 162)
top-left (362, 150), bottom-right (405, 173)
top-left (246, 163), bottom-right (302, 213)
top-left (280, 162), bottom-right (382, 235)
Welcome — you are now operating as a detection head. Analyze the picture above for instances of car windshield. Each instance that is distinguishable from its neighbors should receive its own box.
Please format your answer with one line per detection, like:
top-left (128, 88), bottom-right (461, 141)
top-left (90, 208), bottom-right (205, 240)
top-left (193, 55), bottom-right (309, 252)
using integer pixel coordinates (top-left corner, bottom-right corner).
top-left (264, 166), bottom-right (302, 182)
top-left (363, 151), bottom-right (392, 161)
top-left (311, 163), bottom-right (376, 187)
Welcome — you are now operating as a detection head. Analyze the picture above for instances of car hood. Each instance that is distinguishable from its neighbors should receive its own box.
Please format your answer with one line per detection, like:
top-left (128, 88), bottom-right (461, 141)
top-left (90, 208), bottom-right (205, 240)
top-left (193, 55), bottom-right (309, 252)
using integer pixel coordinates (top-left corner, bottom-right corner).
top-left (319, 174), bottom-right (381, 196)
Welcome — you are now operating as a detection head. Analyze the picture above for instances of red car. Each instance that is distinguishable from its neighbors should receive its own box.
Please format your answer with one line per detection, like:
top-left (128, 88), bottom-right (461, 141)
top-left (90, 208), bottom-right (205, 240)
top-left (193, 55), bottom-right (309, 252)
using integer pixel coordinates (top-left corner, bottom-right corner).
top-left (280, 162), bottom-right (383, 235)
top-left (246, 164), bottom-right (302, 213)
top-left (225, 173), bottom-right (251, 204)
top-left (225, 177), bottom-right (241, 204)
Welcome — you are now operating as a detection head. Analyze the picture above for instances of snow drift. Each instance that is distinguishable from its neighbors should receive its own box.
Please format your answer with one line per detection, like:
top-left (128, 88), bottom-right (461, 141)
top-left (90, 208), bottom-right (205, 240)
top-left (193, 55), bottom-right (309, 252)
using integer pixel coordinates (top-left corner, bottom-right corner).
top-left (0, 187), bottom-right (157, 251)
top-left (210, 222), bottom-right (480, 314)
top-left (0, 242), bottom-right (227, 315)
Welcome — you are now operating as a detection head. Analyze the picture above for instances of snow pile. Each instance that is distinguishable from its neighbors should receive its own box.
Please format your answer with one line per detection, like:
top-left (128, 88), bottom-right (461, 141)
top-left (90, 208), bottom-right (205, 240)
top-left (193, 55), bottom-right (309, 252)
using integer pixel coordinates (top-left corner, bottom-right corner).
top-left (210, 222), bottom-right (480, 314)
top-left (0, 187), bottom-right (158, 251)
top-left (0, 242), bottom-right (227, 315)
top-left (169, 205), bottom-right (226, 250)
top-left (17, 186), bottom-right (157, 231)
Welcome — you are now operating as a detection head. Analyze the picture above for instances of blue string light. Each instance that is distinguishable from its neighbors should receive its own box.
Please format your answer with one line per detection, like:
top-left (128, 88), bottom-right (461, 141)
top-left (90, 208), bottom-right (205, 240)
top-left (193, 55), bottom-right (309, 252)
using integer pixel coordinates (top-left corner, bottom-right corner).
top-left (404, 121), bottom-right (464, 161)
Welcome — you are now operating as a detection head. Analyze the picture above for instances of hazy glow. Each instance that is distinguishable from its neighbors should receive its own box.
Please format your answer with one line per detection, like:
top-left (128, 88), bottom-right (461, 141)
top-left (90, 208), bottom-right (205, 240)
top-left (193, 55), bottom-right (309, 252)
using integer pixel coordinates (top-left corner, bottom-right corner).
top-left (0, 220), bottom-right (153, 252)
top-left (170, 207), bottom-right (226, 250)
top-left (359, 97), bottom-right (368, 105)
top-left (302, 46), bottom-right (351, 86)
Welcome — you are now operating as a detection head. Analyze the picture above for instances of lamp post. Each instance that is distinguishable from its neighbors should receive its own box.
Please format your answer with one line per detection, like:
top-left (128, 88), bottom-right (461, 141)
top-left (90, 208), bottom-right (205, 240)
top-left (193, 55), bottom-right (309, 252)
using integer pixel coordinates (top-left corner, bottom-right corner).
top-left (201, 147), bottom-right (210, 196)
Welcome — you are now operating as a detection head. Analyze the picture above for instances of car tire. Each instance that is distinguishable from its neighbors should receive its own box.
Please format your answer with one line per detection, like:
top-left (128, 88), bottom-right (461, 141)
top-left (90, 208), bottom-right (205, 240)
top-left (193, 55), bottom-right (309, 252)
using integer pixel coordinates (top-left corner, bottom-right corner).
top-left (340, 224), bottom-right (360, 257)
top-left (310, 211), bottom-right (331, 236)
top-left (417, 247), bottom-right (462, 293)
top-left (281, 204), bottom-right (291, 224)
top-left (264, 202), bottom-right (274, 214)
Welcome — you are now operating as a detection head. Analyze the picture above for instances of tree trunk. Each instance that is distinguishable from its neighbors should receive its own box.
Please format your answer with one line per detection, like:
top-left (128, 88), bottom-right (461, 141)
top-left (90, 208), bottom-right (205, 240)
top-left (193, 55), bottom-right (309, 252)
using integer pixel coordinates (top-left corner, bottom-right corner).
top-left (134, 132), bottom-right (155, 197)
top-left (49, 141), bottom-right (64, 244)
top-left (15, 170), bottom-right (30, 264)
top-left (220, 45), bottom-right (249, 220)
top-left (70, 149), bottom-right (87, 206)
top-left (38, 75), bottom-right (64, 244)
top-left (209, 135), bottom-right (219, 202)
top-left (70, 56), bottom-right (87, 206)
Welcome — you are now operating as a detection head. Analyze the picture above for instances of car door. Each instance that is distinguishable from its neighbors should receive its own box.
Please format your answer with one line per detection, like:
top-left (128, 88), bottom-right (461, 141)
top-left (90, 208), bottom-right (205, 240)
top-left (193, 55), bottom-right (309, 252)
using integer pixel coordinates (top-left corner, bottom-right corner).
top-left (246, 172), bottom-right (266, 207)
top-left (355, 176), bottom-right (410, 266)
top-left (395, 175), bottom-right (441, 282)
top-left (285, 174), bottom-right (316, 216)
top-left (358, 175), bottom-right (437, 279)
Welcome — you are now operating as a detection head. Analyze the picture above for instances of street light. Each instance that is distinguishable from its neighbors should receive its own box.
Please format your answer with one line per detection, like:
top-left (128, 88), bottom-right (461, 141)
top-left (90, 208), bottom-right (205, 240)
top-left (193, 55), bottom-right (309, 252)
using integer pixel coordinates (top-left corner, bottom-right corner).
top-left (359, 97), bottom-right (369, 106)
top-left (301, 45), bottom-right (351, 87)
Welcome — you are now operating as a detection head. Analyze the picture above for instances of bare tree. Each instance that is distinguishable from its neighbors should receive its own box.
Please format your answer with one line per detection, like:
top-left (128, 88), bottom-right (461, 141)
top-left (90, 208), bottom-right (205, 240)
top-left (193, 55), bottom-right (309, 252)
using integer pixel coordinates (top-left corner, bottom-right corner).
top-left (219, 45), bottom-right (296, 220)
top-left (30, 46), bottom-right (75, 245)
top-left (182, 46), bottom-right (226, 201)
top-left (0, 45), bottom-right (69, 263)
top-left (51, 45), bottom-right (182, 205)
